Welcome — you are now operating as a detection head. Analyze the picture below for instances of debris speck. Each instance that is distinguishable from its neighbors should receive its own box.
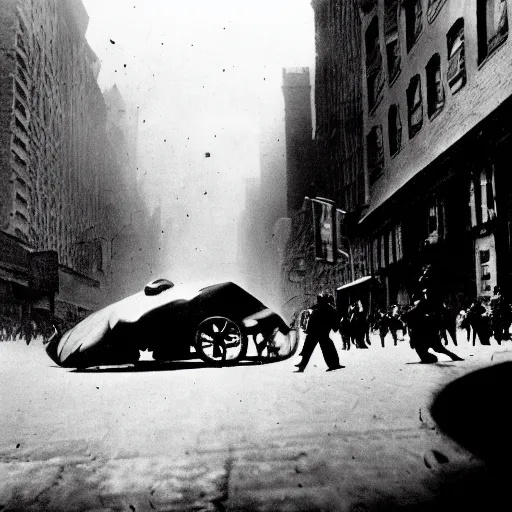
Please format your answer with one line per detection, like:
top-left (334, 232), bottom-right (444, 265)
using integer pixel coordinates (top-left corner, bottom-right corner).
top-left (110, 39), bottom-right (115, 44)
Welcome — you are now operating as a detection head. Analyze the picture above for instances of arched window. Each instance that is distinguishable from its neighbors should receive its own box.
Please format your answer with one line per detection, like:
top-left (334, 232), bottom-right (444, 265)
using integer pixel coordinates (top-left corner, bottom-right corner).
top-left (407, 75), bottom-right (423, 138)
top-left (427, 0), bottom-right (448, 23)
top-left (426, 53), bottom-right (444, 118)
top-left (447, 19), bottom-right (466, 94)
top-left (388, 104), bottom-right (402, 156)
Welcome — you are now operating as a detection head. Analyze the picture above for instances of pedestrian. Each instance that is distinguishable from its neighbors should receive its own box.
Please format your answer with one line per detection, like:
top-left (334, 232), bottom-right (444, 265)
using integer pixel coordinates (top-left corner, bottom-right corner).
top-left (468, 298), bottom-right (492, 346)
top-left (389, 305), bottom-right (402, 346)
top-left (457, 308), bottom-right (471, 342)
top-left (339, 313), bottom-right (351, 351)
top-left (440, 302), bottom-right (458, 346)
top-left (294, 292), bottom-right (344, 373)
top-left (375, 309), bottom-right (390, 348)
top-left (403, 289), bottom-right (464, 363)
top-left (490, 286), bottom-right (510, 345)
top-left (350, 301), bottom-right (370, 349)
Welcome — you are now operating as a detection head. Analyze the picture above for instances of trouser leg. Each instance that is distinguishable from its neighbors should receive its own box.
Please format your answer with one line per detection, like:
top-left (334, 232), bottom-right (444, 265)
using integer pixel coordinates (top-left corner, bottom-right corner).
top-left (318, 336), bottom-right (340, 370)
top-left (297, 335), bottom-right (318, 369)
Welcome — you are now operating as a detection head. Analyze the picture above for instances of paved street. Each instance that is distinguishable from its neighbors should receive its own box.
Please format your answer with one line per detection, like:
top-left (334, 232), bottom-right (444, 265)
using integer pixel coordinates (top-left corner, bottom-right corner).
top-left (1, 331), bottom-right (511, 511)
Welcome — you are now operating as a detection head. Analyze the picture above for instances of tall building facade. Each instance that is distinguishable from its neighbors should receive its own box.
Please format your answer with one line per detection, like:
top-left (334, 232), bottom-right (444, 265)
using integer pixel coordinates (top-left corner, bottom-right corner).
top-left (280, 0), bottom-right (365, 319)
top-left (359, 0), bottom-right (512, 309)
top-left (281, 0), bottom-right (512, 319)
top-left (0, 0), bottom-right (139, 324)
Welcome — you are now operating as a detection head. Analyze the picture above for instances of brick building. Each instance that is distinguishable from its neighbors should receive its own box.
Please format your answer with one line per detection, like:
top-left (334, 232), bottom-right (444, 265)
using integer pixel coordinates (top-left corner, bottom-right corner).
top-left (280, 0), bottom-right (512, 319)
top-left (359, 0), bottom-right (512, 311)
top-left (0, 0), bottom-right (142, 325)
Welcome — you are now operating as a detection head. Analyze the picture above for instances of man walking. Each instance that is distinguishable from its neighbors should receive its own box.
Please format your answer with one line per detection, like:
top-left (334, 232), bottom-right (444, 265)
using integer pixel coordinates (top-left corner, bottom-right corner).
top-left (294, 292), bottom-right (344, 372)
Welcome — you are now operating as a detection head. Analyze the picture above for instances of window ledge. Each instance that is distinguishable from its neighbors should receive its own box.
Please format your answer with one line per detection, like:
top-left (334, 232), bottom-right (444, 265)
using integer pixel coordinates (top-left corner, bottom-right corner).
top-left (478, 36), bottom-right (508, 70)
top-left (428, 106), bottom-right (444, 123)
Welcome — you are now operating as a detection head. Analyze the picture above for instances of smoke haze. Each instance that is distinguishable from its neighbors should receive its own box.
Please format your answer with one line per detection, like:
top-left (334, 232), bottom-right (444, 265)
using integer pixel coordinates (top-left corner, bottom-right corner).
top-left (82, 0), bottom-right (315, 299)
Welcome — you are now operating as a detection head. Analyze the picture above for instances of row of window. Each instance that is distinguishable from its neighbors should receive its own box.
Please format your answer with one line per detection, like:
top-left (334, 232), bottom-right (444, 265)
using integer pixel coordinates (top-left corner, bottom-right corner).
top-left (367, 6), bottom-right (508, 184)
top-left (365, 0), bottom-right (509, 113)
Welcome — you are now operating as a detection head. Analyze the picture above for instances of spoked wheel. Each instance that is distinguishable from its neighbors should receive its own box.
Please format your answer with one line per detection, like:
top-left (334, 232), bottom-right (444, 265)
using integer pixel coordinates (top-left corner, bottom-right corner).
top-left (195, 316), bottom-right (247, 366)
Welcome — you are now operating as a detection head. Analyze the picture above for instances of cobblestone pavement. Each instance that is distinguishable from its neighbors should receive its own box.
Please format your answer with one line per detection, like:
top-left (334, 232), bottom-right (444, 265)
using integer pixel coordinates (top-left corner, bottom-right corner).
top-left (1, 331), bottom-right (511, 511)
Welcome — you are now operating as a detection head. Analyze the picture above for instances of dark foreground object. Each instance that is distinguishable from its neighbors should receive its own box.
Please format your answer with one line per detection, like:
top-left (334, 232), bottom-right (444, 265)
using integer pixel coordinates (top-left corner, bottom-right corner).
top-left (46, 280), bottom-right (291, 369)
top-left (431, 361), bottom-right (512, 467)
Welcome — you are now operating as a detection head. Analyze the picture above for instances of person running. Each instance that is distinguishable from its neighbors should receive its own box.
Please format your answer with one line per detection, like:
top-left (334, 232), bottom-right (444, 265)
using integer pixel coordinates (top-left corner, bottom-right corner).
top-left (294, 292), bottom-right (344, 373)
top-left (404, 289), bottom-right (464, 364)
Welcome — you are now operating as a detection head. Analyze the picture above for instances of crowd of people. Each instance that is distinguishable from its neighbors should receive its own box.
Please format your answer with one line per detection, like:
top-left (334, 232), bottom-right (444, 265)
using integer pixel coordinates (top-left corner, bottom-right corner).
top-left (294, 264), bottom-right (512, 371)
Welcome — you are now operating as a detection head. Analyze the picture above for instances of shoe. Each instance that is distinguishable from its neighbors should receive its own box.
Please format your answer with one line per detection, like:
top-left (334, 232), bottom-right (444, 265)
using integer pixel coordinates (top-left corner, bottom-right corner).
top-left (326, 365), bottom-right (345, 372)
top-left (294, 367), bottom-right (305, 373)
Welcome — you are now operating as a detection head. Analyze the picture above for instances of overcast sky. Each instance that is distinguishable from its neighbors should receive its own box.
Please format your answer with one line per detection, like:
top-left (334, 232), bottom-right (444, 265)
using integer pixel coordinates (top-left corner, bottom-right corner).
top-left (82, 0), bottom-right (315, 286)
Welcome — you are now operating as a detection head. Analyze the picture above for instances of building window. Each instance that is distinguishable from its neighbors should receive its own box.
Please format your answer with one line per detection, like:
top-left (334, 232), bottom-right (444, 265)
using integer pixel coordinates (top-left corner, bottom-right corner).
top-left (405, 0), bottom-right (423, 52)
top-left (388, 104), bottom-right (402, 156)
top-left (385, 0), bottom-right (401, 83)
top-left (425, 199), bottom-right (444, 245)
top-left (361, 0), bottom-right (377, 14)
top-left (479, 249), bottom-right (492, 293)
top-left (373, 238), bottom-right (380, 272)
top-left (395, 224), bottom-right (403, 261)
top-left (365, 16), bottom-right (384, 111)
top-left (407, 75), bottom-right (423, 139)
top-left (427, 0), bottom-right (448, 23)
top-left (380, 233), bottom-right (387, 268)
top-left (447, 19), bottom-right (467, 94)
top-left (426, 54), bottom-right (444, 118)
top-left (477, 0), bottom-right (508, 63)
top-left (367, 125), bottom-right (384, 185)
top-left (470, 165), bottom-right (497, 226)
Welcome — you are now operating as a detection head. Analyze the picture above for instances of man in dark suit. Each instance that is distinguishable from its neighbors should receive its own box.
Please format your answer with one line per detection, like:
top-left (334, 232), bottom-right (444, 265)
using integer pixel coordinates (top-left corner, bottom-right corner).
top-left (294, 292), bottom-right (344, 373)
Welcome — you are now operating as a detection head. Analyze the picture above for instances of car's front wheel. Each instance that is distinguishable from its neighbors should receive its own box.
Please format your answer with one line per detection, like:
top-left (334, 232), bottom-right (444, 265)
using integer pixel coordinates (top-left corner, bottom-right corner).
top-left (195, 316), bottom-right (247, 366)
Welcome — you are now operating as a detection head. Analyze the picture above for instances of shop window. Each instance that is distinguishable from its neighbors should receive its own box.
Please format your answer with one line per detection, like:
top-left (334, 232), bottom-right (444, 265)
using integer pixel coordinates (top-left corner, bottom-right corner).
top-left (373, 238), bottom-right (380, 272)
top-left (367, 125), bottom-right (384, 185)
top-left (407, 75), bottom-right (423, 138)
top-left (388, 229), bottom-right (395, 265)
top-left (395, 224), bottom-right (403, 261)
top-left (381, 233), bottom-right (387, 268)
top-left (427, 0), bottom-right (448, 23)
top-left (426, 54), bottom-right (445, 118)
top-left (447, 19), bottom-right (467, 94)
top-left (479, 250), bottom-right (492, 293)
top-left (388, 104), bottom-right (402, 156)
top-left (405, 0), bottom-right (423, 52)
top-left (365, 16), bottom-right (384, 110)
top-left (385, 0), bottom-right (401, 83)
top-left (469, 165), bottom-right (497, 226)
top-left (477, 0), bottom-right (508, 63)
top-left (426, 199), bottom-right (444, 245)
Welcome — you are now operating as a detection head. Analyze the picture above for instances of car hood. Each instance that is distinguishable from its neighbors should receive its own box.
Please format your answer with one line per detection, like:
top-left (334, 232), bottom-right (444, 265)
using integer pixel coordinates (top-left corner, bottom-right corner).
top-left (50, 284), bottom-right (204, 365)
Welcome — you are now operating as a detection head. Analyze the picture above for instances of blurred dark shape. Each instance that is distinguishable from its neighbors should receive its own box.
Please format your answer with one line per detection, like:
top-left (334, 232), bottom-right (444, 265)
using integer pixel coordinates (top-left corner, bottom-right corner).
top-left (431, 361), bottom-right (512, 467)
top-left (205, 152), bottom-right (211, 157)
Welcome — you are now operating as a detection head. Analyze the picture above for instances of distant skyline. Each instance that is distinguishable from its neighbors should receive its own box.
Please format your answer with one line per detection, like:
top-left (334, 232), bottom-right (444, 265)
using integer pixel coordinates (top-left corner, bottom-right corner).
top-left (82, 0), bottom-right (316, 288)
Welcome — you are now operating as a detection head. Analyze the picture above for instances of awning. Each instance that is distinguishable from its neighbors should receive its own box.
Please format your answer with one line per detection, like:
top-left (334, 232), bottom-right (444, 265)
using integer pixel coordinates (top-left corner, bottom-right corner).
top-left (337, 275), bottom-right (373, 291)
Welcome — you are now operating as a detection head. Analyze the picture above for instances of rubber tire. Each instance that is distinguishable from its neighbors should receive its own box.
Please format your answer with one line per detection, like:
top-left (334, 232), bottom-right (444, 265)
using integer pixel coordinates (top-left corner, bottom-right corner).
top-left (195, 316), bottom-right (248, 366)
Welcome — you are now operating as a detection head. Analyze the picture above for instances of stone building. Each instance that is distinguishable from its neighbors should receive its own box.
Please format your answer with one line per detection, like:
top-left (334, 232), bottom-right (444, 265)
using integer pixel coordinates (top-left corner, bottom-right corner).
top-left (280, 0), bottom-right (366, 319)
top-left (0, 0), bottom-right (139, 326)
top-left (358, 0), bottom-right (512, 310)
top-left (281, 0), bottom-right (512, 319)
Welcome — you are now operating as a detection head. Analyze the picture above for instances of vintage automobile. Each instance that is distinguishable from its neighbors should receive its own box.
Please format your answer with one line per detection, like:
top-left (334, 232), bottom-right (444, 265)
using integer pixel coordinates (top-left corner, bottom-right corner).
top-left (45, 279), bottom-right (292, 369)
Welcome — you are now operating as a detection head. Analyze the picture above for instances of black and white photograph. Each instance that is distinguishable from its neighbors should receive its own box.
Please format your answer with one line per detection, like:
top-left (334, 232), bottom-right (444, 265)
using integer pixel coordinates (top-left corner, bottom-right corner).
top-left (2, 0), bottom-right (512, 510)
